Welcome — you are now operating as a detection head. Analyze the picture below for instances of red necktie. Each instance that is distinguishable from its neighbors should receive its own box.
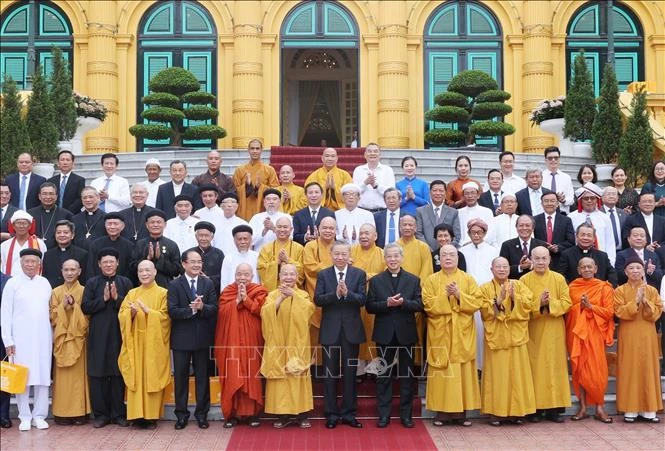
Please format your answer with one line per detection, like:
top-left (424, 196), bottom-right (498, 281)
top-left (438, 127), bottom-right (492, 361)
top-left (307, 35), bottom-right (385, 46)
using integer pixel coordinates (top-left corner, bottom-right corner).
top-left (546, 216), bottom-right (553, 244)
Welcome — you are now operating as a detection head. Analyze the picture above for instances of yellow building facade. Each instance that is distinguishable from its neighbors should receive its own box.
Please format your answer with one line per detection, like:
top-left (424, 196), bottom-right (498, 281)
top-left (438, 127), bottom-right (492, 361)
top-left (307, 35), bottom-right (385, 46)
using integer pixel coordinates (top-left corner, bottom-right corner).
top-left (1, 0), bottom-right (663, 154)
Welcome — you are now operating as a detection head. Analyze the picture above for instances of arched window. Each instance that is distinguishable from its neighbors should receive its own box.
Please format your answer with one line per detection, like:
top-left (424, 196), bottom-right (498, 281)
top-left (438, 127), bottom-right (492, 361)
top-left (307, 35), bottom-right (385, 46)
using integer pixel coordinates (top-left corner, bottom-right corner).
top-left (566, 1), bottom-right (643, 96)
top-left (137, 0), bottom-right (217, 151)
top-left (0, 1), bottom-right (73, 89)
top-left (424, 1), bottom-right (503, 148)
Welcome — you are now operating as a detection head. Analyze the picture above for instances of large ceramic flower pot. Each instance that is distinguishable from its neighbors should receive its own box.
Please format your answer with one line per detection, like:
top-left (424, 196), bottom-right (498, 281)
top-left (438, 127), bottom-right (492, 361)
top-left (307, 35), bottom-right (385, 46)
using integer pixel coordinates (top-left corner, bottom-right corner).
top-left (595, 163), bottom-right (615, 181)
top-left (33, 162), bottom-right (54, 178)
top-left (539, 118), bottom-right (574, 156)
top-left (59, 116), bottom-right (102, 155)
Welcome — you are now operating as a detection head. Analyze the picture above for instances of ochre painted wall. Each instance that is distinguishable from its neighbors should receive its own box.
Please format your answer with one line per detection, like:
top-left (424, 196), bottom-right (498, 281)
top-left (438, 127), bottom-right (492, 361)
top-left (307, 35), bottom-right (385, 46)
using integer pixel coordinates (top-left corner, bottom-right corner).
top-left (2, 0), bottom-right (663, 153)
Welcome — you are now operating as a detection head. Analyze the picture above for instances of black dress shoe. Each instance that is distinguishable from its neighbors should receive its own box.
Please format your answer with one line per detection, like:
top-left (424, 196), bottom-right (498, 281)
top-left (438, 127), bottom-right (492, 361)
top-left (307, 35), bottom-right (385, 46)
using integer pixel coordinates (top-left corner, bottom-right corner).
top-left (1, 418), bottom-right (13, 428)
top-left (401, 417), bottom-right (415, 428)
top-left (341, 418), bottom-right (363, 428)
top-left (197, 418), bottom-right (209, 429)
top-left (377, 417), bottom-right (390, 428)
top-left (174, 418), bottom-right (187, 430)
top-left (113, 417), bottom-right (130, 427)
top-left (93, 418), bottom-right (110, 429)
top-left (325, 418), bottom-right (338, 429)
top-left (546, 413), bottom-right (564, 423)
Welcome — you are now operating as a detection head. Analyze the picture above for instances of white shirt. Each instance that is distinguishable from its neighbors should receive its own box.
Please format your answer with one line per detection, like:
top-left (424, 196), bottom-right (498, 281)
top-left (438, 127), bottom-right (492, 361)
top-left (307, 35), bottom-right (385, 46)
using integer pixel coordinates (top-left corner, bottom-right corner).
top-left (603, 206), bottom-right (622, 249)
top-left (91, 173), bottom-right (131, 213)
top-left (0, 205), bottom-right (6, 224)
top-left (542, 168), bottom-right (574, 213)
top-left (194, 205), bottom-right (225, 234)
top-left (487, 214), bottom-right (518, 248)
top-left (335, 265), bottom-right (348, 283)
top-left (212, 215), bottom-right (249, 256)
top-left (219, 249), bottom-right (259, 291)
top-left (16, 172), bottom-right (32, 210)
top-left (352, 163), bottom-right (396, 209)
top-left (483, 173), bottom-right (526, 195)
top-left (529, 188), bottom-right (545, 216)
top-left (164, 215), bottom-right (199, 254)
top-left (459, 241), bottom-right (499, 285)
top-left (0, 237), bottom-right (47, 276)
top-left (172, 181), bottom-right (184, 197)
top-left (383, 208), bottom-right (401, 245)
top-left (569, 209), bottom-right (616, 265)
top-left (642, 213), bottom-right (655, 243)
top-left (457, 204), bottom-right (494, 246)
top-left (335, 207), bottom-right (376, 245)
top-left (248, 210), bottom-right (292, 251)
top-left (143, 178), bottom-right (166, 208)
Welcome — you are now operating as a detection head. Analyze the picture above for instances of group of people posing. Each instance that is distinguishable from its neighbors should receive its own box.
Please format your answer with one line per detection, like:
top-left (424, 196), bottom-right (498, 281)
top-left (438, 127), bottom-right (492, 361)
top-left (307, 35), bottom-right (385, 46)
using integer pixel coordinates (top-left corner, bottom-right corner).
top-left (0, 142), bottom-right (663, 432)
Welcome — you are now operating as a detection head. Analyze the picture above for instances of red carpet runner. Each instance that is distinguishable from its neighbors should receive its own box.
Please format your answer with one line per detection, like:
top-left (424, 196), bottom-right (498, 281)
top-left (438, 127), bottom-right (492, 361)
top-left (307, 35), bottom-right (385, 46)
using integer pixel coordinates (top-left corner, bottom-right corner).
top-left (226, 419), bottom-right (437, 450)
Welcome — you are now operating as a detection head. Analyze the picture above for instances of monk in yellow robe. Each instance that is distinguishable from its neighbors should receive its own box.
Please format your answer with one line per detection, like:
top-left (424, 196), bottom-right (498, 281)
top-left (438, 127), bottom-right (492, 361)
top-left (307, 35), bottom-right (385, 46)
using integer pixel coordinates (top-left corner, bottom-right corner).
top-left (49, 259), bottom-right (90, 424)
top-left (278, 165), bottom-right (306, 215)
top-left (257, 217), bottom-right (304, 291)
top-left (614, 257), bottom-right (663, 423)
top-left (423, 244), bottom-right (482, 427)
top-left (350, 224), bottom-right (385, 363)
top-left (261, 264), bottom-right (315, 429)
top-left (479, 257), bottom-right (537, 425)
top-left (118, 260), bottom-right (171, 428)
top-left (519, 246), bottom-right (571, 423)
top-left (304, 147), bottom-right (352, 211)
top-left (566, 257), bottom-right (615, 423)
top-left (303, 216), bottom-right (336, 364)
top-left (233, 139), bottom-right (279, 220)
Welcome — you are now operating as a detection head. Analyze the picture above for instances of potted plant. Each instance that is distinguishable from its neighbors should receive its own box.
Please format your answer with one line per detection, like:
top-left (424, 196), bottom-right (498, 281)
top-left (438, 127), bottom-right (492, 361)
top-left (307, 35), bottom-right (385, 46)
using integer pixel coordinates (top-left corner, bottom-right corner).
top-left (530, 96), bottom-right (574, 155)
top-left (564, 50), bottom-right (596, 157)
top-left (66, 92), bottom-right (108, 155)
top-left (129, 67), bottom-right (226, 148)
top-left (618, 87), bottom-right (653, 188)
top-left (424, 70), bottom-right (515, 148)
top-left (26, 65), bottom-right (59, 177)
top-left (50, 47), bottom-right (78, 150)
top-left (591, 63), bottom-right (623, 180)
top-left (0, 74), bottom-right (31, 179)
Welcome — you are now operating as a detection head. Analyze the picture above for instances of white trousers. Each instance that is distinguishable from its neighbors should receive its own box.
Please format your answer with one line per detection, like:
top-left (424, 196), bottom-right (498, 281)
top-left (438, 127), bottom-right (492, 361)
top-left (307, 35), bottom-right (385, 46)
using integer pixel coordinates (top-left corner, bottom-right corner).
top-left (624, 411), bottom-right (656, 419)
top-left (16, 385), bottom-right (50, 423)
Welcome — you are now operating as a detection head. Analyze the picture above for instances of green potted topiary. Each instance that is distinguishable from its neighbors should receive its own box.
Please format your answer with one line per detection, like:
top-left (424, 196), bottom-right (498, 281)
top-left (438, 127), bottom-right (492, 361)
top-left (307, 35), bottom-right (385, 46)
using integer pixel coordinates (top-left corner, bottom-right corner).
top-left (564, 50), bottom-right (596, 157)
top-left (26, 65), bottom-right (59, 177)
top-left (618, 87), bottom-right (653, 188)
top-left (591, 63), bottom-right (622, 180)
top-left (424, 70), bottom-right (515, 148)
top-left (129, 67), bottom-right (226, 148)
top-left (0, 75), bottom-right (32, 178)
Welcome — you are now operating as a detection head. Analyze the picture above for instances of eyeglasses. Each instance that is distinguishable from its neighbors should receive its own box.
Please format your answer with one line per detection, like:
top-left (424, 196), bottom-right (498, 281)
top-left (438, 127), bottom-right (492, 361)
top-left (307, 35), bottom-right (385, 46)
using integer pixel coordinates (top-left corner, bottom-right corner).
top-left (546, 156), bottom-right (560, 161)
top-left (580, 196), bottom-right (597, 201)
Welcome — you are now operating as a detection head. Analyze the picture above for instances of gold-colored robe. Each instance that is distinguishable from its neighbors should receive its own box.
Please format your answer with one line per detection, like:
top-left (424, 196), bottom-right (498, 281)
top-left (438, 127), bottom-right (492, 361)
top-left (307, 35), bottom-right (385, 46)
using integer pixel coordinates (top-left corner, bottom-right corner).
top-left (479, 279), bottom-right (538, 417)
top-left (279, 183), bottom-right (307, 215)
top-left (422, 269), bottom-right (482, 412)
top-left (614, 283), bottom-right (663, 413)
top-left (118, 282), bottom-right (171, 420)
top-left (519, 269), bottom-right (572, 410)
top-left (350, 243), bottom-right (385, 360)
top-left (304, 166), bottom-right (352, 211)
top-left (261, 288), bottom-right (315, 415)
top-left (302, 238), bottom-right (333, 364)
top-left (50, 281), bottom-right (91, 418)
top-left (257, 239), bottom-right (305, 291)
top-left (233, 161), bottom-right (279, 220)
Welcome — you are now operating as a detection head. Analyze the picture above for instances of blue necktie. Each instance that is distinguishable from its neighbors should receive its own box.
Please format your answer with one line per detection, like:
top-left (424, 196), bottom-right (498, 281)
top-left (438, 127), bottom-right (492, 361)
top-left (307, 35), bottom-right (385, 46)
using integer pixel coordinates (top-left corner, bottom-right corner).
top-left (59, 175), bottom-right (67, 208)
top-left (19, 175), bottom-right (27, 210)
top-left (493, 193), bottom-right (500, 211)
top-left (550, 172), bottom-right (557, 192)
top-left (190, 278), bottom-right (197, 298)
top-left (388, 212), bottom-right (395, 244)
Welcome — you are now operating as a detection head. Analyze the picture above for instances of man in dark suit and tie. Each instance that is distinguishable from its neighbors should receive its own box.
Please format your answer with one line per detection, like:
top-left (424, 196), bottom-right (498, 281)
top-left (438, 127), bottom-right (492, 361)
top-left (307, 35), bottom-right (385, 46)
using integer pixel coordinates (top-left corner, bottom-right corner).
top-left (416, 180), bottom-right (461, 250)
top-left (5, 152), bottom-right (46, 211)
top-left (366, 243), bottom-right (423, 428)
top-left (167, 249), bottom-right (218, 430)
top-left (374, 188), bottom-right (402, 248)
top-left (156, 160), bottom-right (201, 220)
top-left (0, 183), bottom-right (19, 242)
top-left (534, 192), bottom-right (575, 268)
top-left (292, 182), bottom-right (335, 245)
top-left (478, 169), bottom-right (504, 215)
top-left (314, 241), bottom-right (367, 429)
top-left (600, 186), bottom-right (627, 252)
top-left (515, 169), bottom-right (552, 216)
top-left (47, 150), bottom-right (86, 215)
top-left (558, 223), bottom-right (618, 286)
top-left (499, 214), bottom-right (548, 279)
top-left (622, 192), bottom-right (665, 248)
top-left (615, 226), bottom-right (663, 288)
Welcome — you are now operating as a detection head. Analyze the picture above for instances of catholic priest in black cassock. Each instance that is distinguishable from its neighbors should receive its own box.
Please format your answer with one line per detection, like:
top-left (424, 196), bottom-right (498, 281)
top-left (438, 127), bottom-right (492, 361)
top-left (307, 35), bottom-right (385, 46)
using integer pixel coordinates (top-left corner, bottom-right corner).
top-left (86, 213), bottom-right (134, 279)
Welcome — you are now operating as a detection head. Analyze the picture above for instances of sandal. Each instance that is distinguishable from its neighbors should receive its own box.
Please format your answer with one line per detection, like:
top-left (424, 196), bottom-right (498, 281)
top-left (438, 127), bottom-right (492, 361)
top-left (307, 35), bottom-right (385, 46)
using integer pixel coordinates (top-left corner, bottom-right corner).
top-left (223, 418), bottom-right (238, 429)
top-left (489, 420), bottom-right (501, 427)
top-left (248, 417), bottom-right (261, 428)
top-left (639, 416), bottom-right (660, 423)
top-left (594, 415), bottom-right (612, 424)
top-left (452, 418), bottom-right (472, 427)
top-left (510, 418), bottom-right (524, 425)
top-left (571, 413), bottom-right (589, 421)
top-left (273, 419), bottom-right (291, 429)
top-left (623, 416), bottom-right (635, 423)
top-left (432, 419), bottom-right (445, 427)
top-left (299, 419), bottom-right (312, 429)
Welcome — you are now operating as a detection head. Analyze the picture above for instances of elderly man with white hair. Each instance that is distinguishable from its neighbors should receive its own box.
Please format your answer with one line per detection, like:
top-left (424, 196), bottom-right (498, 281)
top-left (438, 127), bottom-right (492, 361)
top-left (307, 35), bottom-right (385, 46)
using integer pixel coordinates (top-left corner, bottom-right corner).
top-left (601, 185), bottom-right (627, 252)
top-left (568, 182), bottom-right (616, 265)
top-left (335, 183), bottom-right (375, 245)
top-left (457, 182), bottom-right (494, 246)
top-left (0, 210), bottom-right (47, 275)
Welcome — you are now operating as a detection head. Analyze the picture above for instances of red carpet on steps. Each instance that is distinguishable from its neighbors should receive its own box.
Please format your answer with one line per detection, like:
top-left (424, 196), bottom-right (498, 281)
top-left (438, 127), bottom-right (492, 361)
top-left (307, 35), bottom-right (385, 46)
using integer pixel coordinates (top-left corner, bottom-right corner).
top-left (226, 419), bottom-right (437, 451)
top-left (270, 146), bottom-right (366, 185)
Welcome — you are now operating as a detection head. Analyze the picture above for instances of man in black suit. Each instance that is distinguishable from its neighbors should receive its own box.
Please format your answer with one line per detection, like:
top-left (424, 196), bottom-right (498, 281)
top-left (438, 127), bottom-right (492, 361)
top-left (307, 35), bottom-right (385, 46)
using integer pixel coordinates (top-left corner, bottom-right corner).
top-left (43, 220), bottom-right (88, 287)
top-left (0, 183), bottom-right (19, 242)
top-left (119, 183), bottom-right (156, 242)
top-left (314, 241), bottom-right (367, 429)
top-left (615, 226), bottom-right (663, 288)
top-left (292, 182), bottom-right (335, 245)
top-left (366, 243), bottom-right (423, 428)
top-left (72, 187), bottom-right (107, 250)
top-left (156, 160), bottom-right (201, 220)
top-left (478, 169), bottom-right (504, 215)
top-left (515, 169), bottom-right (552, 216)
top-left (168, 249), bottom-right (218, 430)
top-left (499, 215), bottom-right (548, 279)
top-left (534, 192), bottom-right (575, 269)
top-left (600, 186), bottom-right (627, 252)
top-left (5, 152), bottom-right (46, 211)
top-left (86, 213), bottom-right (134, 280)
top-left (28, 182), bottom-right (73, 249)
top-left (374, 188), bottom-right (402, 248)
top-left (558, 223), bottom-right (618, 286)
top-left (622, 192), bottom-right (665, 248)
top-left (47, 150), bottom-right (86, 214)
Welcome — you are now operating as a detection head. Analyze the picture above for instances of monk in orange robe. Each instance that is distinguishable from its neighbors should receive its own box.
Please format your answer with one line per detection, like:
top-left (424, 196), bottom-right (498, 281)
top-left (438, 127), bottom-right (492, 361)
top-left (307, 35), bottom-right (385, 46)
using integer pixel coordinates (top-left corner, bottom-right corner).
top-left (566, 257), bottom-right (615, 423)
top-left (232, 139), bottom-right (279, 220)
top-left (215, 263), bottom-right (268, 428)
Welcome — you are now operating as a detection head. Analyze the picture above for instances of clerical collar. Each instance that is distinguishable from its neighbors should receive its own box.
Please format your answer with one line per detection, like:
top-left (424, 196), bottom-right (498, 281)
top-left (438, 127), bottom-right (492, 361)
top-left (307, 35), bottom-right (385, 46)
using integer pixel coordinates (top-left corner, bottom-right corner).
top-left (60, 245), bottom-right (71, 251)
top-left (43, 208), bottom-right (52, 213)
top-left (87, 210), bottom-right (96, 215)
top-left (389, 269), bottom-right (401, 277)
top-left (134, 206), bottom-right (143, 212)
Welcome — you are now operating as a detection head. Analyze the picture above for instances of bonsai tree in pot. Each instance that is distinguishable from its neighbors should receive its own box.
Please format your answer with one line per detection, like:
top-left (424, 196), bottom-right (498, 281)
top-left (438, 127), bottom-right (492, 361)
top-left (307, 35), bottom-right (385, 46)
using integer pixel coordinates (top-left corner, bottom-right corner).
top-left (618, 87), bottom-right (653, 188)
top-left (26, 65), bottom-right (59, 164)
top-left (129, 67), bottom-right (226, 147)
top-left (50, 46), bottom-right (78, 143)
top-left (564, 50), bottom-right (596, 143)
top-left (424, 70), bottom-right (515, 147)
top-left (0, 75), bottom-right (31, 178)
